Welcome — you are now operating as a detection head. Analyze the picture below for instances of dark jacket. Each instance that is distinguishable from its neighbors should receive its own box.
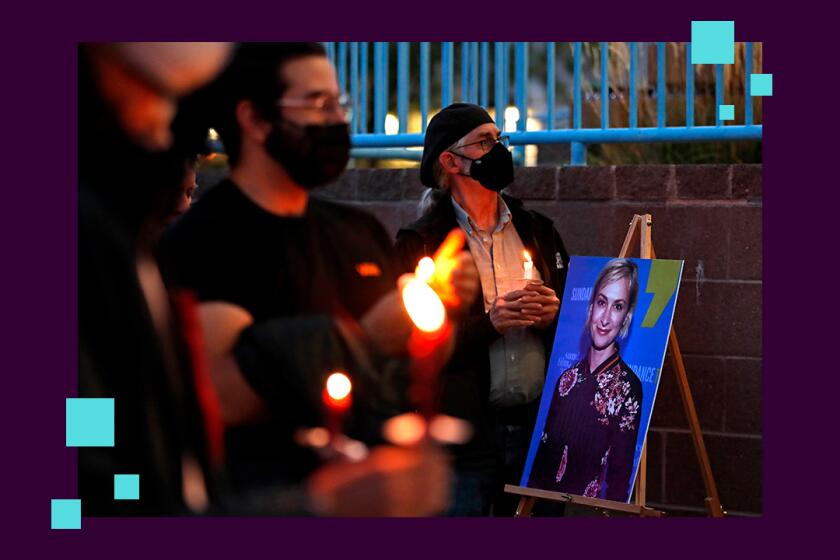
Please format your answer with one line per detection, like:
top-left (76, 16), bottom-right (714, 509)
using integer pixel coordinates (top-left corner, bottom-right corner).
top-left (395, 193), bottom-right (570, 468)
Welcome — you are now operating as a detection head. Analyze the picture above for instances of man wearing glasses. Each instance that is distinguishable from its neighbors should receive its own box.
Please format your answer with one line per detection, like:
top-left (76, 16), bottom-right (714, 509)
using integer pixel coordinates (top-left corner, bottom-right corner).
top-left (160, 44), bottom-right (476, 508)
top-left (396, 103), bottom-right (570, 516)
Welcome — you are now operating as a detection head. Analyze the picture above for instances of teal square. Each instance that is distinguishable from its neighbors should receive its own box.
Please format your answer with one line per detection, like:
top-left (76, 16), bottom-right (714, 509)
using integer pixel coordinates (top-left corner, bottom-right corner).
top-left (51, 499), bottom-right (81, 530)
top-left (114, 474), bottom-right (140, 500)
top-left (691, 21), bottom-right (735, 64)
top-left (66, 398), bottom-right (114, 447)
top-left (750, 73), bottom-right (773, 96)
top-left (719, 104), bottom-right (735, 121)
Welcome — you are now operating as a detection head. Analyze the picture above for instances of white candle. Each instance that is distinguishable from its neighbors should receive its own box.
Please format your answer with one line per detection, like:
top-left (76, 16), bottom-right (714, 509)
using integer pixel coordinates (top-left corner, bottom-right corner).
top-left (523, 250), bottom-right (533, 281)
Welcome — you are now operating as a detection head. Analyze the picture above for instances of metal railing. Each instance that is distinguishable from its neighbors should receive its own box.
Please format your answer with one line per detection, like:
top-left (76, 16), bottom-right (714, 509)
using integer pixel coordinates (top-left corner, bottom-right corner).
top-left (325, 42), bottom-right (763, 166)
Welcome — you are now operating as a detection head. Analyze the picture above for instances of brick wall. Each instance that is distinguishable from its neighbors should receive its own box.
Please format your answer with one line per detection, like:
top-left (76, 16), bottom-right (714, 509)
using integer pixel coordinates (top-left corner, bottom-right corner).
top-left (317, 163), bottom-right (763, 516)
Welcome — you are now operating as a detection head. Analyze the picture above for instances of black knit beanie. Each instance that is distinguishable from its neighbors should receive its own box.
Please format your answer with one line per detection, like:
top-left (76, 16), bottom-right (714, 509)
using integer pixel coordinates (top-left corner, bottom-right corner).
top-left (420, 103), bottom-right (494, 188)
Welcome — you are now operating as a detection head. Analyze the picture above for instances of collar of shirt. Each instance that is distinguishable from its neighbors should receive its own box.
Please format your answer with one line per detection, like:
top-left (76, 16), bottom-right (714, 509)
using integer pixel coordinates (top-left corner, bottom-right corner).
top-left (451, 194), bottom-right (513, 238)
top-left (582, 344), bottom-right (622, 378)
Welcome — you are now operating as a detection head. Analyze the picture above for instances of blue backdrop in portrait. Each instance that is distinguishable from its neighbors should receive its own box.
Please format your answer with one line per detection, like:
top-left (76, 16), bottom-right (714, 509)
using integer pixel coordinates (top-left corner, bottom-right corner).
top-left (520, 256), bottom-right (683, 503)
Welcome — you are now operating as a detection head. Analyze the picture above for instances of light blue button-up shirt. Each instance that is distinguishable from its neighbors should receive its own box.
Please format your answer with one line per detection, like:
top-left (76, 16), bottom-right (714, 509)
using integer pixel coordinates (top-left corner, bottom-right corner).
top-left (452, 196), bottom-right (546, 407)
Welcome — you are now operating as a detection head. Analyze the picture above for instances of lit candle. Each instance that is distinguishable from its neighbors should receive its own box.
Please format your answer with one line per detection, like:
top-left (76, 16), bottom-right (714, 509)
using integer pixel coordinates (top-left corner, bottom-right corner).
top-left (406, 318), bottom-right (452, 420)
top-left (523, 250), bottom-right (534, 281)
top-left (415, 256), bottom-right (436, 283)
top-left (402, 255), bottom-right (450, 419)
top-left (398, 228), bottom-right (464, 421)
top-left (323, 372), bottom-right (352, 439)
top-left (402, 277), bottom-right (447, 333)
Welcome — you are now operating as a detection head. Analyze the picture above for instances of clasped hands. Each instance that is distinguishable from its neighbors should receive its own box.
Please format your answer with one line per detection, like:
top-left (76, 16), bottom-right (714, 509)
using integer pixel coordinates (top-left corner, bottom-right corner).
top-left (489, 282), bottom-right (560, 335)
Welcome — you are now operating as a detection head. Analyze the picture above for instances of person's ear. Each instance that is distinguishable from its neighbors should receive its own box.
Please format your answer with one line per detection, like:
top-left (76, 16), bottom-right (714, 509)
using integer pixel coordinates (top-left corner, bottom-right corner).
top-left (439, 151), bottom-right (460, 175)
top-left (236, 99), bottom-right (272, 144)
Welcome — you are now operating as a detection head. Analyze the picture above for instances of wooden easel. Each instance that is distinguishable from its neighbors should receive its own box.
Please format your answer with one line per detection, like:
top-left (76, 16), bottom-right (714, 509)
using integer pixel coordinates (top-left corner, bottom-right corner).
top-left (505, 214), bottom-right (726, 518)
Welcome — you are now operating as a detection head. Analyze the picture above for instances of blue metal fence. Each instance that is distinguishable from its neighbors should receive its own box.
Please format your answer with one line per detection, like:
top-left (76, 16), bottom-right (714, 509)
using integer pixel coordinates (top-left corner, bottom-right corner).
top-left (326, 42), bottom-right (762, 165)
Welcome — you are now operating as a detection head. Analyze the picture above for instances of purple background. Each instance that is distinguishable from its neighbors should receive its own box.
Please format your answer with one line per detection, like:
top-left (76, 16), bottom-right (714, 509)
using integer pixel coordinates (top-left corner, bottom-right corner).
top-left (2, 1), bottom-right (832, 557)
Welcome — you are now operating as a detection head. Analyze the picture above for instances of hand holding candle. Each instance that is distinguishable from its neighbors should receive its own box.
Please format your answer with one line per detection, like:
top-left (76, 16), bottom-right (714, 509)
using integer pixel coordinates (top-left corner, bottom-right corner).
top-left (520, 282), bottom-right (561, 329)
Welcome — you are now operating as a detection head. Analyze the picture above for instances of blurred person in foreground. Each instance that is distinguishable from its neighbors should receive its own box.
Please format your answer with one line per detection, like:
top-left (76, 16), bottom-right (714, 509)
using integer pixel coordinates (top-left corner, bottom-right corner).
top-left (79, 42), bottom-right (461, 516)
top-left (79, 42), bottom-right (231, 515)
top-left (396, 103), bottom-right (570, 516)
top-left (159, 43), bottom-right (478, 505)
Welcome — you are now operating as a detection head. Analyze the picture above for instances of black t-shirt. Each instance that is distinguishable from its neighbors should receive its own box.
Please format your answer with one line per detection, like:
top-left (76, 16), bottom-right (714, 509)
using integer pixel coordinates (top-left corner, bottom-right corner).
top-left (160, 179), bottom-right (398, 321)
top-left (159, 179), bottom-right (405, 489)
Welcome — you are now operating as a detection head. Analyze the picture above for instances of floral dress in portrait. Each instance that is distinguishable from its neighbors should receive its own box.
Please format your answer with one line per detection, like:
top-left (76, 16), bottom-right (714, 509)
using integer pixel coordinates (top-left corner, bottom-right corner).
top-left (527, 349), bottom-right (642, 502)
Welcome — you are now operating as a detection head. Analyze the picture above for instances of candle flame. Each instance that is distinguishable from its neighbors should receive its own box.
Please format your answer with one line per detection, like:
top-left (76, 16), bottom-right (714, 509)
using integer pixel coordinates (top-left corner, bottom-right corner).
top-left (431, 229), bottom-right (465, 286)
top-left (415, 257), bottom-right (436, 283)
top-left (411, 229), bottom-right (466, 309)
top-left (401, 278), bottom-right (447, 333)
top-left (523, 250), bottom-right (532, 263)
top-left (326, 372), bottom-right (352, 401)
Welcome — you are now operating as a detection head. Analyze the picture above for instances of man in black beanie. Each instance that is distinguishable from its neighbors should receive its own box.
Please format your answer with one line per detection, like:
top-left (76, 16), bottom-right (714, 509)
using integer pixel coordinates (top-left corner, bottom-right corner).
top-left (396, 103), bottom-right (570, 516)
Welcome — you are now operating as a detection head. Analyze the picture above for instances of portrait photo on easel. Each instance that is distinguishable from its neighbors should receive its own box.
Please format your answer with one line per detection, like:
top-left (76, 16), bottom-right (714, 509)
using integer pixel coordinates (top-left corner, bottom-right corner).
top-left (520, 256), bottom-right (683, 503)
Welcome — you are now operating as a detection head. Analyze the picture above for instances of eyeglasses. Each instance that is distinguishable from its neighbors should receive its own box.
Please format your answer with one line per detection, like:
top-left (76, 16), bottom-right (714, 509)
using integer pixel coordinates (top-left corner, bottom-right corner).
top-left (455, 135), bottom-right (510, 154)
top-left (276, 92), bottom-right (352, 117)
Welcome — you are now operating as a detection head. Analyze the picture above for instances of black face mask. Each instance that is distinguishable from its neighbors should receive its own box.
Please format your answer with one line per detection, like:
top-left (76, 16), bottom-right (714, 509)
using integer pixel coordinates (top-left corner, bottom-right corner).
top-left (264, 120), bottom-right (351, 190)
top-left (452, 142), bottom-right (514, 192)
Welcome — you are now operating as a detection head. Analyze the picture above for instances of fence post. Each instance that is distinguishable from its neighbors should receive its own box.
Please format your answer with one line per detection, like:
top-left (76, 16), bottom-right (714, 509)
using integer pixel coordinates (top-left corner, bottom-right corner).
top-left (572, 42), bottom-right (587, 165)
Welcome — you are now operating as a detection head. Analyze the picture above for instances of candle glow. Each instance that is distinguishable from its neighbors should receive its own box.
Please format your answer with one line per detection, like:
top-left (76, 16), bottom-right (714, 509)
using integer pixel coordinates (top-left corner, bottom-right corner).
top-left (402, 278), bottom-right (447, 333)
top-left (400, 228), bottom-right (465, 422)
top-left (326, 372), bottom-right (352, 402)
top-left (382, 412), bottom-right (428, 446)
top-left (523, 250), bottom-right (534, 281)
top-left (415, 257), bottom-right (436, 283)
top-left (323, 372), bottom-right (352, 440)
top-left (418, 228), bottom-right (466, 308)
